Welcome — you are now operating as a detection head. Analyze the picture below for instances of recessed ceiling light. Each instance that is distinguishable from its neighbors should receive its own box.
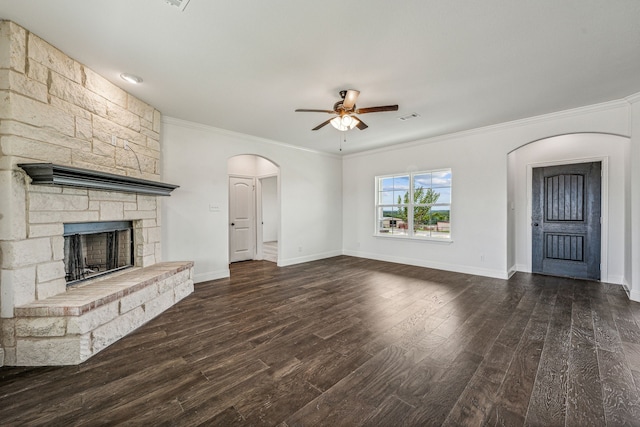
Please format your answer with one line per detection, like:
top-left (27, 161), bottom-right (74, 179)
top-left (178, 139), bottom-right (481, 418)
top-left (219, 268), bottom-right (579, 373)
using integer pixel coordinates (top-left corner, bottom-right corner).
top-left (120, 73), bottom-right (143, 84)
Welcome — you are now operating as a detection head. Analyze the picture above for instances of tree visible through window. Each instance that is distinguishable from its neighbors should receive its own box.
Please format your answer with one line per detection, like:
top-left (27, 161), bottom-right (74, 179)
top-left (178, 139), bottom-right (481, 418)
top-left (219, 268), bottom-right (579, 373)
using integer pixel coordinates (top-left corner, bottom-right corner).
top-left (376, 169), bottom-right (451, 239)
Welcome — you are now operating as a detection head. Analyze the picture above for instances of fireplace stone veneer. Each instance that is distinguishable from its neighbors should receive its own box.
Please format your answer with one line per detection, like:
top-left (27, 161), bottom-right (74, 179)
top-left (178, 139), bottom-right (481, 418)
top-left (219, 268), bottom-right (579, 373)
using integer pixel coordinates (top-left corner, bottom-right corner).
top-left (14, 261), bottom-right (193, 365)
top-left (0, 20), bottom-right (192, 366)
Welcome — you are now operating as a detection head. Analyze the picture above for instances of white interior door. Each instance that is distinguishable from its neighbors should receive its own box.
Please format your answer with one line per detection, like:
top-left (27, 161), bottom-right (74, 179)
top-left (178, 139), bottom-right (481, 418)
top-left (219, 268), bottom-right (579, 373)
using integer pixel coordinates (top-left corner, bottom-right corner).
top-left (229, 176), bottom-right (255, 262)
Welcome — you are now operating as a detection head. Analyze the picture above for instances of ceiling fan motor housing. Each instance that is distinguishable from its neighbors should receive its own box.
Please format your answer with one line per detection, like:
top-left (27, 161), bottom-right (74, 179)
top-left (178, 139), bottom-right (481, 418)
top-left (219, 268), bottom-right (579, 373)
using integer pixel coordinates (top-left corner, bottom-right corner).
top-left (334, 101), bottom-right (354, 115)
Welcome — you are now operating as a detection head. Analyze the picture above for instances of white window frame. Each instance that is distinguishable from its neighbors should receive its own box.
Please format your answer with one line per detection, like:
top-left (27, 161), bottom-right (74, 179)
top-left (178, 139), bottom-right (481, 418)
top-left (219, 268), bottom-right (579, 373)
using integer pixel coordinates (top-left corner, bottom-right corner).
top-left (374, 169), bottom-right (452, 241)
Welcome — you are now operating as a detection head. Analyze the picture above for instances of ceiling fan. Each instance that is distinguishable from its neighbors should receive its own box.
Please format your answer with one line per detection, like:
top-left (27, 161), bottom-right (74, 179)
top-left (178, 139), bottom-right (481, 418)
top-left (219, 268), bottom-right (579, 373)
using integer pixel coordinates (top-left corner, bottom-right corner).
top-left (295, 90), bottom-right (399, 131)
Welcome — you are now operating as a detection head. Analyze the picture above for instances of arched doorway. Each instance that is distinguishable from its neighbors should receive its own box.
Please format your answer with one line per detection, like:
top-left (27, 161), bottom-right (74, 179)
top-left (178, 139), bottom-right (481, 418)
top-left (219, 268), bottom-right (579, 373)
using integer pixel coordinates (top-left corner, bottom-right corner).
top-left (228, 155), bottom-right (280, 263)
top-left (507, 133), bottom-right (629, 283)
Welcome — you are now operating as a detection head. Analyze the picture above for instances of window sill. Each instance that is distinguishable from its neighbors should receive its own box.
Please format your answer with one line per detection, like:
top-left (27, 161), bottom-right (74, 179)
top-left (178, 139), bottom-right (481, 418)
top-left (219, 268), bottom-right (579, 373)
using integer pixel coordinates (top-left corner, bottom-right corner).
top-left (373, 234), bottom-right (454, 244)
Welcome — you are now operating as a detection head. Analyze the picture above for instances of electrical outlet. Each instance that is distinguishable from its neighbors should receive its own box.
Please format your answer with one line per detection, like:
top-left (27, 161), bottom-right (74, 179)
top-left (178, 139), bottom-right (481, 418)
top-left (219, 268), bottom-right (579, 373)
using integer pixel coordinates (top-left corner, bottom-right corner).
top-left (124, 140), bottom-right (129, 149)
top-left (111, 135), bottom-right (117, 146)
top-left (298, 246), bottom-right (303, 253)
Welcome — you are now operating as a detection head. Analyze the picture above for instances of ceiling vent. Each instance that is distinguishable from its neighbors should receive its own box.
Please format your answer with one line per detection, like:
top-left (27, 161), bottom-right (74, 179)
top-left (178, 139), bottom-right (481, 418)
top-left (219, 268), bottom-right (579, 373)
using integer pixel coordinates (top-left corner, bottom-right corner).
top-left (398, 112), bottom-right (420, 121)
top-left (163, 0), bottom-right (190, 11)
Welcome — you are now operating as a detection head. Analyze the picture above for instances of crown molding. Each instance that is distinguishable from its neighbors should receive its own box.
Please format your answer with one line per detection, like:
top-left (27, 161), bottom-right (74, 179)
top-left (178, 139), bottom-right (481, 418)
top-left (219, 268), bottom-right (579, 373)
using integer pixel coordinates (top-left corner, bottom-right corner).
top-left (162, 116), bottom-right (341, 159)
top-left (343, 98), bottom-right (630, 159)
top-left (625, 91), bottom-right (640, 104)
top-left (164, 95), bottom-right (635, 161)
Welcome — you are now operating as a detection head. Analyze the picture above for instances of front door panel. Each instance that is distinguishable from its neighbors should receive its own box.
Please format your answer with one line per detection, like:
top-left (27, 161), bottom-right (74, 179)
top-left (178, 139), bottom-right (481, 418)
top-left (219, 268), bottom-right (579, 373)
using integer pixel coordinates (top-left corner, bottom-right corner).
top-left (532, 162), bottom-right (601, 280)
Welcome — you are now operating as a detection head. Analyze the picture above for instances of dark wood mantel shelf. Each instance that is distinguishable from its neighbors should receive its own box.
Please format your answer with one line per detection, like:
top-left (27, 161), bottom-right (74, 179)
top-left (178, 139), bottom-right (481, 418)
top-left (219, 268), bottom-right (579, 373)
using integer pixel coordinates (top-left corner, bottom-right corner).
top-left (18, 163), bottom-right (179, 196)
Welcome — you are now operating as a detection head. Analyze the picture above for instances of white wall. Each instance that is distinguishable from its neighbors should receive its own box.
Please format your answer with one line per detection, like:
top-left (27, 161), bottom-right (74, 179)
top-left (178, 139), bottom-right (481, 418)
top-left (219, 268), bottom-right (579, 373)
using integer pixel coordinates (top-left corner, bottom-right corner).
top-left (228, 155), bottom-right (258, 176)
top-left (343, 101), bottom-right (631, 280)
top-left (161, 118), bottom-right (343, 283)
top-left (228, 155), bottom-right (279, 176)
top-left (507, 153), bottom-right (517, 277)
top-left (261, 176), bottom-right (278, 242)
top-left (256, 157), bottom-right (279, 176)
top-left (509, 133), bottom-right (628, 284)
top-left (628, 96), bottom-right (640, 301)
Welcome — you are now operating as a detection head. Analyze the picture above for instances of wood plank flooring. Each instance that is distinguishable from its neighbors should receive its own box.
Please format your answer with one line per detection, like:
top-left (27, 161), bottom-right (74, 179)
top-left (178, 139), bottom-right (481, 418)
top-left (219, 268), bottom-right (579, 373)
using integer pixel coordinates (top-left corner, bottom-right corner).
top-left (1, 256), bottom-right (640, 426)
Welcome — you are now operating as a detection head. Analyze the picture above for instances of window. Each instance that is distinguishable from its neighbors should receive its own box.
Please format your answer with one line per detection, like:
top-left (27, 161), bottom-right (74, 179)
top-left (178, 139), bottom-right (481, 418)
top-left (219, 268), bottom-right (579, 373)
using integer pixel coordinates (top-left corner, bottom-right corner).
top-left (375, 169), bottom-right (451, 239)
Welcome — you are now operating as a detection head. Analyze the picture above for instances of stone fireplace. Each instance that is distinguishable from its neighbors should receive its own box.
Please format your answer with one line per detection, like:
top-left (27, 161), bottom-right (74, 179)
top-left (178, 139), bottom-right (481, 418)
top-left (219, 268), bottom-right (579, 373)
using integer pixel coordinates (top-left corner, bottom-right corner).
top-left (0, 21), bottom-right (194, 366)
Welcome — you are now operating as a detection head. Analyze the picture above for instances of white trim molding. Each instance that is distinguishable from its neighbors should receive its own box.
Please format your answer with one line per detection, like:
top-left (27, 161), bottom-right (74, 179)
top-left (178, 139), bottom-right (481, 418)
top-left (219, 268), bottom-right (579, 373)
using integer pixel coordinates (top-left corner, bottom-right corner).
top-left (163, 116), bottom-right (340, 158)
top-left (278, 250), bottom-right (343, 267)
top-left (343, 249), bottom-right (510, 280)
top-left (193, 268), bottom-right (230, 283)
top-left (344, 98), bottom-right (630, 159)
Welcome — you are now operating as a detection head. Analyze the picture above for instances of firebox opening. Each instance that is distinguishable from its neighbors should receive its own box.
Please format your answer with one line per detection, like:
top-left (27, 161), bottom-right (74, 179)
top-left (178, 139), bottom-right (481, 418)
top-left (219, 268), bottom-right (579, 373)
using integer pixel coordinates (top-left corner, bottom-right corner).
top-left (63, 221), bottom-right (134, 286)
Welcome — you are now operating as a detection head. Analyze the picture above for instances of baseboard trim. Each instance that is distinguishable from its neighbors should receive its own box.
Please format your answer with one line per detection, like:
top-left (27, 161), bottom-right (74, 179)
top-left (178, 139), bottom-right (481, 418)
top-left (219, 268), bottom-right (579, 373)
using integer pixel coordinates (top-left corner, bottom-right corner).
top-left (278, 250), bottom-right (343, 267)
top-left (194, 269), bottom-right (230, 283)
top-left (626, 281), bottom-right (640, 302)
top-left (622, 281), bottom-right (631, 297)
top-left (342, 250), bottom-right (510, 280)
top-left (605, 275), bottom-right (624, 285)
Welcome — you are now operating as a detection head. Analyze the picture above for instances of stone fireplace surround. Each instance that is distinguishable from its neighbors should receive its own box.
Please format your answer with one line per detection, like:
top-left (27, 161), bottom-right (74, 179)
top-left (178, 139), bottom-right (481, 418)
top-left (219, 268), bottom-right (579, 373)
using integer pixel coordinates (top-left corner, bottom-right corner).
top-left (0, 21), bottom-right (194, 366)
top-left (3, 168), bottom-right (194, 366)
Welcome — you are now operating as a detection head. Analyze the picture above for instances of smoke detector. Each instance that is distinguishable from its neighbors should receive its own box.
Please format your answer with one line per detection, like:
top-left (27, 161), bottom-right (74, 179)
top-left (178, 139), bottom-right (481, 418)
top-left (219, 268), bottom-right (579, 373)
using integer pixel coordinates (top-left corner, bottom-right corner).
top-left (163, 0), bottom-right (190, 11)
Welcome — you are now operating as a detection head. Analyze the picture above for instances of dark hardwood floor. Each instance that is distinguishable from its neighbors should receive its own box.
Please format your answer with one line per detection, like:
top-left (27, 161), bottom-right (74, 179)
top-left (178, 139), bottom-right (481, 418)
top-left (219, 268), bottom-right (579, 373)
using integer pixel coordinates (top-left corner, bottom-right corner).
top-left (2, 256), bottom-right (640, 426)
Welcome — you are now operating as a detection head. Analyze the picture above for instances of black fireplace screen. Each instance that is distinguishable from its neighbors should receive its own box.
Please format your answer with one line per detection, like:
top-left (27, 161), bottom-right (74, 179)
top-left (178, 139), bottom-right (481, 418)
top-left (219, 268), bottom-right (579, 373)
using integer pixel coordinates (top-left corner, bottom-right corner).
top-left (63, 221), bottom-right (134, 285)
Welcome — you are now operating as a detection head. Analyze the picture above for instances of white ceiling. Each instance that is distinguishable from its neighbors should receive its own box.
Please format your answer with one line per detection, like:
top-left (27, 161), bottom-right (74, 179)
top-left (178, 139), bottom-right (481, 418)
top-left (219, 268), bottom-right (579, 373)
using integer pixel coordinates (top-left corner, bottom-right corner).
top-left (1, 0), bottom-right (640, 154)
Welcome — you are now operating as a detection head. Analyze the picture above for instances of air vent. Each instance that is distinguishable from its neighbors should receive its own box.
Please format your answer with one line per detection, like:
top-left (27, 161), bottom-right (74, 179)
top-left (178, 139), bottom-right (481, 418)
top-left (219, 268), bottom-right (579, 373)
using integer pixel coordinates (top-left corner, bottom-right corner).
top-left (398, 113), bottom-right (420, 121)
top-left (163, 0), bottom-right (190, 11)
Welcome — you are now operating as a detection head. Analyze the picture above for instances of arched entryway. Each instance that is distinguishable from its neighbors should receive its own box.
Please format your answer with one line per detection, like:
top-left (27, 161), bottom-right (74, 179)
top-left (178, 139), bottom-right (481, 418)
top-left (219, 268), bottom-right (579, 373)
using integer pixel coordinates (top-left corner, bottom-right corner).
top-left (507, 133), bottom-right (629, 283)
top-left (227, 155), bottom-right (280, 264)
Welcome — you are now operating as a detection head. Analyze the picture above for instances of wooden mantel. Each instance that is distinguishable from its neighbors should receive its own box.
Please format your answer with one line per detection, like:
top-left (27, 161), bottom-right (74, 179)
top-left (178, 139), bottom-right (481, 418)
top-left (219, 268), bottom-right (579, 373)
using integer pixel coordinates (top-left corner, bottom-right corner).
top-left (18, 163), bottom-right (179, 196)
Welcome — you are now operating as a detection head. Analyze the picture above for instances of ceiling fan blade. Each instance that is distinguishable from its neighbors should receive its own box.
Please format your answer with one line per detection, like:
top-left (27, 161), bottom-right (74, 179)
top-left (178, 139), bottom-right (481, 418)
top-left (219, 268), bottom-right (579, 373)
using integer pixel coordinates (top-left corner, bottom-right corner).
top-left (354, 116), bottom-right (368, 130)
top-left (355, 105), bottom-right (399, 114)
top-left (312, 118), bottom-right (333, 131)
top-left (342, 89), bottom-right (360, 110)
top-left (295, 109), bottom-right (336, 113)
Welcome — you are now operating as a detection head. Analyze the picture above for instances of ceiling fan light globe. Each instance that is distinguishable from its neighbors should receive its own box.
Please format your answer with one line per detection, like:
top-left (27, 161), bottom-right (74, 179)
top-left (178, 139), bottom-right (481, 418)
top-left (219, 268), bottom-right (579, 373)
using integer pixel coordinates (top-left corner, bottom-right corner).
top-left (330, 116), bottom-right (347, 131)
top-left (330, 115), bottom-right (359, 131)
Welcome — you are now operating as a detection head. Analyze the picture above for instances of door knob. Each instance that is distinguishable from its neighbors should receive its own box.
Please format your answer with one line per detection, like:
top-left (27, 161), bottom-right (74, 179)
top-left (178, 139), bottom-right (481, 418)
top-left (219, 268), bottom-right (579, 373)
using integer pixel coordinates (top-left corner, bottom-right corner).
top-left (532, 223), bottom-right (539, 226)
top-left (231, 223), bottom-right (235, 226)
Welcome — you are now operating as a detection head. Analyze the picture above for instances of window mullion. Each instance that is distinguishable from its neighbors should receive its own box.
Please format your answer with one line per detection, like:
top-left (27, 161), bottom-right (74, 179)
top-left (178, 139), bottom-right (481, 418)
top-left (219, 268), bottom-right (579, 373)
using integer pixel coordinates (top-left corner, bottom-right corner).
top-left (408, 172), bottom-right (414, 237)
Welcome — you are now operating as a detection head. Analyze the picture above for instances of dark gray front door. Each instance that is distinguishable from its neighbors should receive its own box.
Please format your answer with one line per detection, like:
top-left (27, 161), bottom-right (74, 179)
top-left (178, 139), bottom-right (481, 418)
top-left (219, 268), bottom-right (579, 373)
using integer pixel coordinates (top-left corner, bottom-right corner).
top-left (532, 162), bottom-right (601, 280)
